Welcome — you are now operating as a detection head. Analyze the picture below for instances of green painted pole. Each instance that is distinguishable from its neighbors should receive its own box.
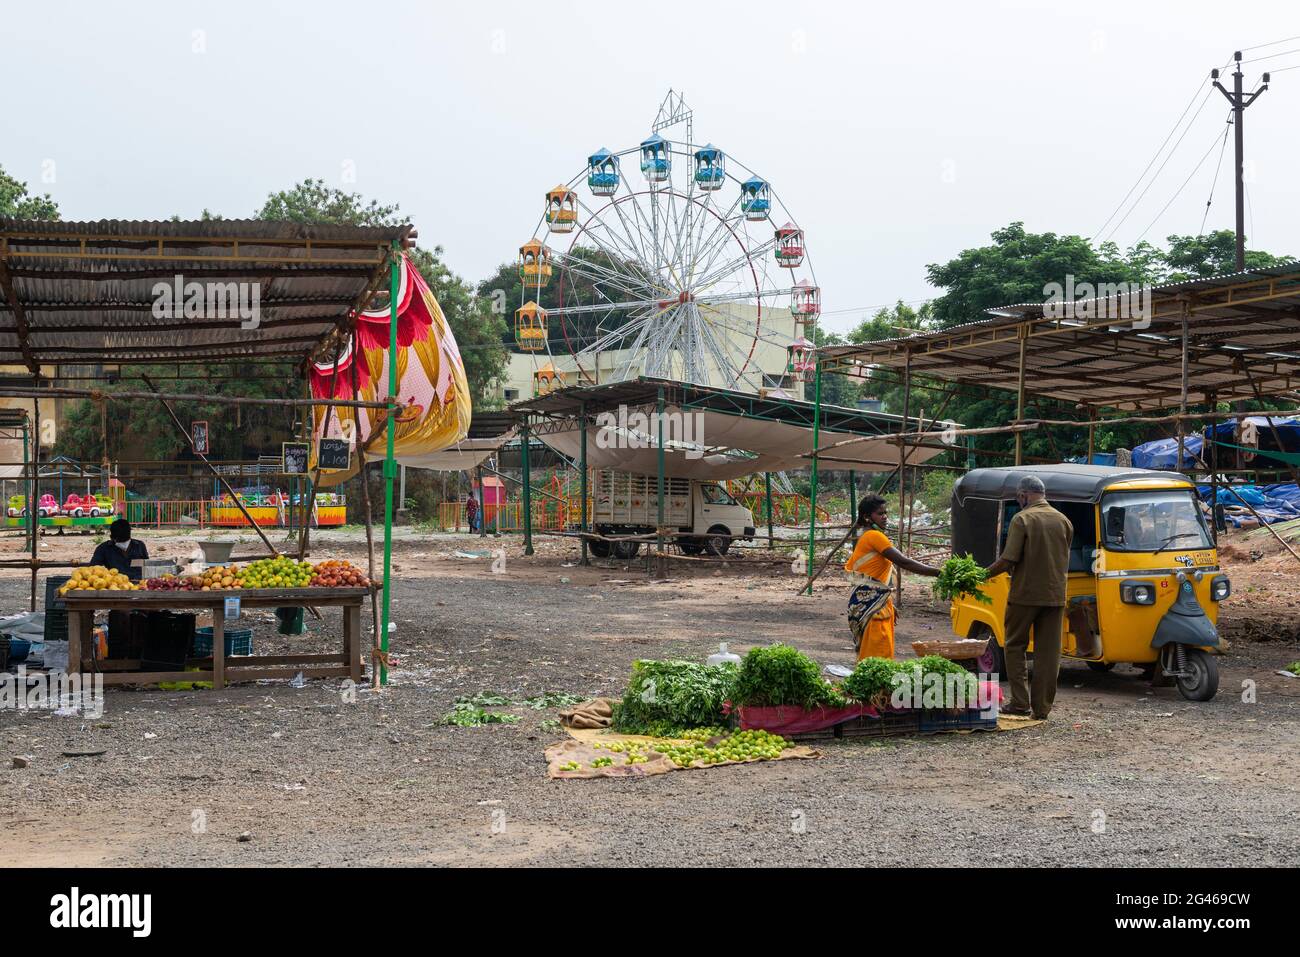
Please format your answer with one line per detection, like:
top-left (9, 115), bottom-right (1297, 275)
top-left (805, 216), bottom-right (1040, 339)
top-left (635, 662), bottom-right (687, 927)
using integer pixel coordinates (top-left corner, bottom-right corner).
top-left (380, 245), bottom-right (399, 685)
top-left (656, 386), bottom-right (665, 578)
top-left (522, 423), bottom-right (534, 555)
top-left (764, 471), bottom-right (774, 550)
top-left (848, 469), bottom-right (858, 513)
top-left (579, 401), bottom-right (589, 565)
top-left (804, 362), bottom-right (823, 596)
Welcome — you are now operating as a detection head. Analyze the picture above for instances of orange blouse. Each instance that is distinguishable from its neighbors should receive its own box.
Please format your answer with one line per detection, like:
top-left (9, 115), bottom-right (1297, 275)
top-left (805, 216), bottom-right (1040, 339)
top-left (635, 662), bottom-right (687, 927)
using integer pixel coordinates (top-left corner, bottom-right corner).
top-left (844, 528), bottom-right (894, 584)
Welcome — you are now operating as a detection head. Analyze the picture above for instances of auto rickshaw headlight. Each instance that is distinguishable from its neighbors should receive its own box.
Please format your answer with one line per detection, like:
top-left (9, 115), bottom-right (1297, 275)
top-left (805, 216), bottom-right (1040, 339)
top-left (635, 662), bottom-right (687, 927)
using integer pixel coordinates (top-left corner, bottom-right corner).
top-left (1120, 580), bottom-right (1156, 605)
top-left (1210, 575), bottom-right (1231, 602)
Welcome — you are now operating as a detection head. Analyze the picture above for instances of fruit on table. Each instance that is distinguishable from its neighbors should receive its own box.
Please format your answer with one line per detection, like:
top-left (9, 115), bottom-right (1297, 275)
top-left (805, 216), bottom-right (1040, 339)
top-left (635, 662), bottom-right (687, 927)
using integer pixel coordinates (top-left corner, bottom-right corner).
top-left (309, 559), bottom-right (370, 588)
top-left (60, 566), bottom-right (139, 594)
top-left (241, 556), bottom-right (314, 589)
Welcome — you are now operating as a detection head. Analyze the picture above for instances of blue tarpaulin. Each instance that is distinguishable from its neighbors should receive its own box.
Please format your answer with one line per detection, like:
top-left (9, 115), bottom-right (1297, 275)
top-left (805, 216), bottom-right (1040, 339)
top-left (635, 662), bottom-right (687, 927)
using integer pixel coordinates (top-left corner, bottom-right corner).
top-left (1196, 482), bottom-right (1300, 526)
top-left (1132, 434), bottom-right (1206, 469)
top-left (1132, 416), bottom-right (1300, 470)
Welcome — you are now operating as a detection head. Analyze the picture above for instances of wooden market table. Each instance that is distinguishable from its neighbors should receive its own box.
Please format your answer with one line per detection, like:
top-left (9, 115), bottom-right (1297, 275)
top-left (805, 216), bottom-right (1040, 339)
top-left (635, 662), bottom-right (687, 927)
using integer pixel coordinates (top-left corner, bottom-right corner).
top-left (61, 587), bottom-right (370, 688)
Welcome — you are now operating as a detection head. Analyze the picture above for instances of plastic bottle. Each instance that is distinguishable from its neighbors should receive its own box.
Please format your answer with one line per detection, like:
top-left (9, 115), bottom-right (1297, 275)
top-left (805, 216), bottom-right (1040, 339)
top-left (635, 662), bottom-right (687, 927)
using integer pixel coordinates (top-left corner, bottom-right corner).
top-left (707, 642), bottom-right (742, 667)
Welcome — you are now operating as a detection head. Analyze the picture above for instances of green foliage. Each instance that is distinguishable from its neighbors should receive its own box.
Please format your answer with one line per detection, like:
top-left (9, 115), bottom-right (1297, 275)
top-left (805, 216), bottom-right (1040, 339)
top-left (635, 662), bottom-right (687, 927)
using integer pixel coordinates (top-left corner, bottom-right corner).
top-left (731, 644), bottom-right (841, 709)
top-left (441, 702), bottom-right (521, 726)
top-left (843, 657), bottom-right (911, 708)
top-left (933, 554), bottom-right (991, 605)
top-left (0, 165), bottom-right (59, 219)
top-left (844, 655), bottom-right (978, 709)
top-left (1284, 662), bottom-right (1300, 677)
top-left (53, 362), bottom-right (301, 462)
top-left (611, 659), bottom-right (737, 734)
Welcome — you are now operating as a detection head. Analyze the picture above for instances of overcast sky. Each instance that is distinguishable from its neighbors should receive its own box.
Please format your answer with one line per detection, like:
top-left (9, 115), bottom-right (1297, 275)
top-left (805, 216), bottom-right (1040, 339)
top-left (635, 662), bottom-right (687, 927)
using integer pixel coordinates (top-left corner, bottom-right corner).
top-left (4, 1), bottom-right (1297, 334)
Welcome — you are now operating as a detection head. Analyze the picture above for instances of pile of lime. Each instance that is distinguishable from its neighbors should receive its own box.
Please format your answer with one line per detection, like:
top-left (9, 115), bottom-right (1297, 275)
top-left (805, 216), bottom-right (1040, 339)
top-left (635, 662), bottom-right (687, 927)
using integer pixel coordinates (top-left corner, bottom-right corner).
top-left (654, 729), bottom-right (792, 768)
top-left (592, 740), bottom-right (652, 764)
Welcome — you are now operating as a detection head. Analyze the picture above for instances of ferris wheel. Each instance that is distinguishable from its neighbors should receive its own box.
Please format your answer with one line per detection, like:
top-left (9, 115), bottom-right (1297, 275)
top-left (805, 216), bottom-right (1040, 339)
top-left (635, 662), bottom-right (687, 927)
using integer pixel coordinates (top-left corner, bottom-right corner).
top-left (513, 91), bottom-right (819, 393)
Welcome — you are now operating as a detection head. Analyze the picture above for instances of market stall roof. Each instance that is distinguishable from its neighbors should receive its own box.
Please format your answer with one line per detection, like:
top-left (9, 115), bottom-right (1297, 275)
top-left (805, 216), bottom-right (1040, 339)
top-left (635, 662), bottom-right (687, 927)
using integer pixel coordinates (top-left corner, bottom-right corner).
top-left (511, 377), bottom-right (952, 480)
top-left (819, 264), bottom-right (1300, 412)
top-left (398, 410), bottom-right (517, 472)
top-left (0, 218), bottom-right (413, 369)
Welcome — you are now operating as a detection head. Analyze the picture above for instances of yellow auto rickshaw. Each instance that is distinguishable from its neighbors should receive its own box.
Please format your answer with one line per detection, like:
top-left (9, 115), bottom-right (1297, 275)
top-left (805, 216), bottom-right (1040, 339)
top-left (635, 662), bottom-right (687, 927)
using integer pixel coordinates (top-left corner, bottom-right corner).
top-left (950, 465), bottom-right (1228, 701)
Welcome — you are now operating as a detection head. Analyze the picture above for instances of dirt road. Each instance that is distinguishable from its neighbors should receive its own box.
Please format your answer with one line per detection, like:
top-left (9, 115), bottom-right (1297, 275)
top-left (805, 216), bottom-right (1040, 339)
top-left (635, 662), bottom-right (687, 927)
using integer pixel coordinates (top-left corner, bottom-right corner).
top-left (3, 529), bottom-right (1298, 866)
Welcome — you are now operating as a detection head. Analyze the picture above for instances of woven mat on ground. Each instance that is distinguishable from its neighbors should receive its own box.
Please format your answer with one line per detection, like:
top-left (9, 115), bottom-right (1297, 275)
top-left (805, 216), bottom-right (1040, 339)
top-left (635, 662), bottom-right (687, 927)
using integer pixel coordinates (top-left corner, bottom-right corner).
top-left (996, 713), bottom-right (1045, 731)
top-left (545, 727), bottom-right (819, 780)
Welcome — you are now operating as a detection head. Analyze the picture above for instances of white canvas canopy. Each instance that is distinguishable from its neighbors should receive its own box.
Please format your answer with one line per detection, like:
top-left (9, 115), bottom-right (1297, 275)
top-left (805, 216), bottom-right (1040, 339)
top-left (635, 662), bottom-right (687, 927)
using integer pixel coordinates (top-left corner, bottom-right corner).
top-left (535, 405), bottom-right (944, 481)
top-left (394, 430), bottom-right (517, 472)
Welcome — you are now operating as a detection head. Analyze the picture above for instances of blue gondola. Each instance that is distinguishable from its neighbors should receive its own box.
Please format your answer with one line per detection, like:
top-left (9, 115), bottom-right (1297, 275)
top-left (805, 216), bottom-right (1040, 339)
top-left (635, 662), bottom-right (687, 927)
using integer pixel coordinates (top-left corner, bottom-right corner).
top-left (740, 177), bottom-right (770, 221)
top-left (694, 144), bottom-right (725, 190)
top-left (640, 133), bottom-right (671, 182)
top-left (587, 148), bottom-right (620, 197)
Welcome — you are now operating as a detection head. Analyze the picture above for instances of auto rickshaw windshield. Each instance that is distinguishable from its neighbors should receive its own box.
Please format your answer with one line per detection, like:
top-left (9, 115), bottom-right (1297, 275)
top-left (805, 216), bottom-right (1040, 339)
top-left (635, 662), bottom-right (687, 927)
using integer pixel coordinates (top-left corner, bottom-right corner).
top-left (1100, 489), bottom-right (1213, 552)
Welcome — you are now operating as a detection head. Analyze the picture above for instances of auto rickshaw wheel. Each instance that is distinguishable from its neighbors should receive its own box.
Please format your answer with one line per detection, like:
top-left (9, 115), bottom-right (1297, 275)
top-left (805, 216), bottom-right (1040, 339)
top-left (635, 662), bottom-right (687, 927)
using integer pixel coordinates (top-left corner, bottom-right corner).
top-left (969, 624), bottom-right (1006, 678)
top-left (1086, 661), bottom-right (1115, 672)
top-left (1175, 648), bottom-right (1219, 702)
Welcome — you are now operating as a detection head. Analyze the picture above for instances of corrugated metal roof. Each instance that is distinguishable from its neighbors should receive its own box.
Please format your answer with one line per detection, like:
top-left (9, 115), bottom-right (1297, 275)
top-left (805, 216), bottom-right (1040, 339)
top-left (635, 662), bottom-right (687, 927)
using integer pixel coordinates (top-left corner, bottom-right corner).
top-left (0, 218), bottom-right (410, 368)
top-left (821, 264), bottom-right (1300, 411)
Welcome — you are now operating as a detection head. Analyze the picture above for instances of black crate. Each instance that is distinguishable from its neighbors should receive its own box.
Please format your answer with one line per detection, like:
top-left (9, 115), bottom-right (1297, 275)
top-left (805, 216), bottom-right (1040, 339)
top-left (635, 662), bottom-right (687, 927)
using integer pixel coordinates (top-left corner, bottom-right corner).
top-left (43, 609), bottom-right (69, 645)
top-left (918, 708), bottom-right (999, 734)
top-left (44, 575), bottom-right (71, 610)
top-left (106, 610), bottom-right (143, 660)
top-left (140, 612), bottom-right (196, 671)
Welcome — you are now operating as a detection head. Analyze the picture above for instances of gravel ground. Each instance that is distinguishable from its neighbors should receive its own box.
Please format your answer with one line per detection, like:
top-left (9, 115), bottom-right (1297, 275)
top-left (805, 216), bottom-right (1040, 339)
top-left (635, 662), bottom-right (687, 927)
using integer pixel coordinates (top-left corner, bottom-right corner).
top-left (2, 529), bottom-right (1299, 867)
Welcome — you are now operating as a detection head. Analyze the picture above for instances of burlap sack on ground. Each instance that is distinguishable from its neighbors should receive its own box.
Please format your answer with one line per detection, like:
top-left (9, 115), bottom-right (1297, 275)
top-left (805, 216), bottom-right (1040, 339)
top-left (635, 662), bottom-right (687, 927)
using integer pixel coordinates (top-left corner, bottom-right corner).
top-left (558, 697), bottom-right (617, 729)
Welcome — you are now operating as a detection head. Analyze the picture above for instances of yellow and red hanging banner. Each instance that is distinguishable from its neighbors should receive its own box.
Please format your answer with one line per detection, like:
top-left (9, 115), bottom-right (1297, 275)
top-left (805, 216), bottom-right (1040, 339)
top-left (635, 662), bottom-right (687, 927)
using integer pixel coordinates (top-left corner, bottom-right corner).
top-left (309, 255), bottom-right (471, 484)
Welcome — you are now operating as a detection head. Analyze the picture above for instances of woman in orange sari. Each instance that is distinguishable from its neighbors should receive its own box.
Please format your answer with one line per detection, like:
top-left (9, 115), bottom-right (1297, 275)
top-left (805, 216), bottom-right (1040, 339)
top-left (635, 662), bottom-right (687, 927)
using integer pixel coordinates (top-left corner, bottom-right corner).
top-left (844, 494), bottom-right (940, 660)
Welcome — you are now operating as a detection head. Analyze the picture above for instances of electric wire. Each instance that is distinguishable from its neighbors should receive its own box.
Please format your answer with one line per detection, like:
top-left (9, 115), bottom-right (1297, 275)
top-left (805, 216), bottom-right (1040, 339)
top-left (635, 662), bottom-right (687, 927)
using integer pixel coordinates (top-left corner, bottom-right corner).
top-left (1198, 118), bottom-right (1233, 237)
top-left (1091, 77), bottom-right (1212, 242)
top-left (1135, 115), bottom-right (1233, 245)
top-left (1101, 85), bottom-right (1218, 245)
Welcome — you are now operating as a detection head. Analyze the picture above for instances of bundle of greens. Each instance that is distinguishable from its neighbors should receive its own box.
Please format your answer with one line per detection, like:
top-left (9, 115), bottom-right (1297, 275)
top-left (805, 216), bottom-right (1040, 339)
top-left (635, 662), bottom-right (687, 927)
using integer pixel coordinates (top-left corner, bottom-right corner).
top-left (913, 654), bottom-right (981, 703)
top-left (844, 654), bottom-right (980, 709)
top-left (730, 644), bottom-right (843, 709)
top-left (843, 656), bottom-right (912, 708)
top-left (610, 659), bottom-right (737, 734)
top-left (1284, 661), bottom-right (1300, 677)
top-left (933, 554), bottom-right (992, 605)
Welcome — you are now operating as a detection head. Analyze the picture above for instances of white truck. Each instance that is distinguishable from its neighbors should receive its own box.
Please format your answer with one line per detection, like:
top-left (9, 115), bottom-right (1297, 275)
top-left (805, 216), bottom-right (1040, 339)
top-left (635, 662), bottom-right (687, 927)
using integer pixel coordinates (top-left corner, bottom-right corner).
top-left (587, 469), bottom-right (756, 559)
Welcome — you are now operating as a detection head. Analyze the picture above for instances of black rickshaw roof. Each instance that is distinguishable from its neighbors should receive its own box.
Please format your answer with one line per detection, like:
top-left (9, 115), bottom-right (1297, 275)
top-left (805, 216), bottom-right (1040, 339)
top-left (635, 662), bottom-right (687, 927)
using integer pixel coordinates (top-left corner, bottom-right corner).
top-left (953, 465), bottom-right (1191, 505)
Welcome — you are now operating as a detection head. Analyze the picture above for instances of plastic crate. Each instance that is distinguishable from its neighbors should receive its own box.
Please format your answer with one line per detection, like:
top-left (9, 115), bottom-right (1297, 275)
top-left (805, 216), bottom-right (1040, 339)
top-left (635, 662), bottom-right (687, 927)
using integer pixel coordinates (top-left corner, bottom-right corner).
top-left (45, 575), bottom-right (71, 609)
top-left (918, 708), bottom-right (999, 734)
top-left (193, 626), bottom-right (253, 657)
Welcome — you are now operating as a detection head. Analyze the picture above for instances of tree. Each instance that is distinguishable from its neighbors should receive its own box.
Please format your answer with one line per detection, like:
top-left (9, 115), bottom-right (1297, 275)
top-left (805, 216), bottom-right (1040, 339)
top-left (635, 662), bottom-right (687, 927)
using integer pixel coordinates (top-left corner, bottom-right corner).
top-left (0, 164), bottom-right (59, 219)
top-left (925, 222), bottom-right (1138, 330)
top-left (255, 180), bottom-right (507, 407)
top-left (1158, 229), bottom-right (1291, 281)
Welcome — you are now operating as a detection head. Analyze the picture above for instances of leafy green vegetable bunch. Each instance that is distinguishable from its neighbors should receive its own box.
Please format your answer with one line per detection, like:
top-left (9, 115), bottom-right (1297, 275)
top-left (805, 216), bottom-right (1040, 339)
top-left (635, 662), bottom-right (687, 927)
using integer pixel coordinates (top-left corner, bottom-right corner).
top-left (933, 554), bottom-right (992, 604)
top-left (611, 659), bottom-right (737, 733)
top-left (731, 644), bottom-right (841, 709)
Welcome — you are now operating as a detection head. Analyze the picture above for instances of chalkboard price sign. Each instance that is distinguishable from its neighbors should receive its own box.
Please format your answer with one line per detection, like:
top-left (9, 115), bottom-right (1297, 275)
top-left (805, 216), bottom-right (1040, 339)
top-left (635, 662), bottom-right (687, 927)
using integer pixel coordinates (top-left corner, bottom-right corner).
top-left (317, 438), bottom-right (352, 470)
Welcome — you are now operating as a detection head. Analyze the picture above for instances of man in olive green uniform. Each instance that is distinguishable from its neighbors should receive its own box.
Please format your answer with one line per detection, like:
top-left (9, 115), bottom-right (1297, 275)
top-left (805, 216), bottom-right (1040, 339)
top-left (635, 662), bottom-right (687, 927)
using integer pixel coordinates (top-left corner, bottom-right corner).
top-left (984, 475), bottom-right (1073, 719)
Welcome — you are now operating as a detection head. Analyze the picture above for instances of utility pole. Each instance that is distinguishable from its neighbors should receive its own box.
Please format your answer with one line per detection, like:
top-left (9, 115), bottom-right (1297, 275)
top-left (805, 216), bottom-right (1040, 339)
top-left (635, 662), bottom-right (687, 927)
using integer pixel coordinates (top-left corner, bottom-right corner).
top-left (1213, 52), bottom-right (1269, 271)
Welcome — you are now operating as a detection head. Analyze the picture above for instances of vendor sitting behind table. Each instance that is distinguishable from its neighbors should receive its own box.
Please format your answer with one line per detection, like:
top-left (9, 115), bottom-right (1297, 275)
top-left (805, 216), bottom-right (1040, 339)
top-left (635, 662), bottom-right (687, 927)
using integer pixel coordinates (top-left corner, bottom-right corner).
top-left (88, 519), bottom-right (149, 581)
